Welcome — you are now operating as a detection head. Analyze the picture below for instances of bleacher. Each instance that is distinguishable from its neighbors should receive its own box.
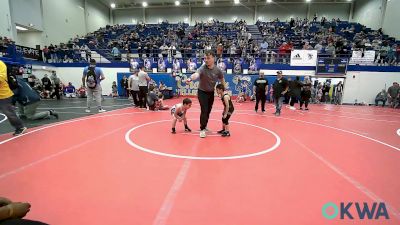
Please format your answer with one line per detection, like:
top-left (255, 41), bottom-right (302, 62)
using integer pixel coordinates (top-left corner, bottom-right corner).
top-left (2, 19), bottom-right (399, 67)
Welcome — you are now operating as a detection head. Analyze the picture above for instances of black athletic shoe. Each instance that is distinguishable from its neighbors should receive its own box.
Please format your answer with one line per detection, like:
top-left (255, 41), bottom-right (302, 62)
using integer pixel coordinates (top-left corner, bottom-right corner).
top-left (185, 126), bottom-right (192, 132)
top-left (221, 131), bottom-right (231, 137)
top-left (305, 108), bottom-right (309, 111)
top-left (171, 128), bottom-right (176, 134)
top-left (50, 110), bottom-right (59, 119)
top-left (13, 127), bottom-right (27, 136)
top-left (217, 129), bottom-right (225, 134)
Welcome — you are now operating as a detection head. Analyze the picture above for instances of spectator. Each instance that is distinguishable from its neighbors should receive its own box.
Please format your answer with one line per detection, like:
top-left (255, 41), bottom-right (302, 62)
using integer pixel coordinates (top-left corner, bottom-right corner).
top-left (77, 85), bottom-right (87, 98)
top-left (272, 71), bottom-right (289, 116)
top-left (375, 89), bottom-right (388, 107)
top-left (111, 81), bottom-right (118, 98)
top-left (314, 41), bottom-right (323, 53)
top-left (50, 72), bottom-right (61, 100)
top-left (288, 76), bottom-right (303, 110)
top-left (387, 82), bottom-right (399, 108)
top-left (120, 75), bottom-right (129, 97)
top-left (82, 59), bottom-right (106, 113)
top-left (42, 46), bottom-right (49, 63)
top-left (303, 42), bottom-right (313, 50)
top-left (300, 76), bottom-right (312, 110)
top-left (334, 81), bottom-right (344, 105)
top-left (253, 71), bottom-right (268, 113)
top-left (216, 43), bottom-right (223, 58)
top-left (111, 45), bottom-right (121, 60)
top-left (325, 42), bottom-right (336, 57)
top-left (81, 44), bottom-right (91, 62)
top-left (395, 44), bottom-right (400, 66)
top-left (41, 74), bottom-right (52, 97)
top-left (64, 82), bottom-right (76, 98)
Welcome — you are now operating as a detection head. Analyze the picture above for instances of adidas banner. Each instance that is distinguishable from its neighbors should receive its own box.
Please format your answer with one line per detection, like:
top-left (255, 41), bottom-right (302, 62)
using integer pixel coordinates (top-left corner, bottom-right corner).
top-left (290, 50), bottom-right (318, 66)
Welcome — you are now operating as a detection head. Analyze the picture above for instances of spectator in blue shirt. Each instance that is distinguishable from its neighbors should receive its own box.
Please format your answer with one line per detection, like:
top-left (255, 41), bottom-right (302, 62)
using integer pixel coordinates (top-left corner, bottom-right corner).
top-left (64, 82), bottom-right (76, 98)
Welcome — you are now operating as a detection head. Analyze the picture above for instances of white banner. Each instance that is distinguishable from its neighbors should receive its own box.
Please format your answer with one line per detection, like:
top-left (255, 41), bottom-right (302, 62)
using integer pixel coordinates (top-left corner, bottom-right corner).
top-left (290, 50), bottom-right (318, 66)
top-left (349, 50), bottom-right (375, 65)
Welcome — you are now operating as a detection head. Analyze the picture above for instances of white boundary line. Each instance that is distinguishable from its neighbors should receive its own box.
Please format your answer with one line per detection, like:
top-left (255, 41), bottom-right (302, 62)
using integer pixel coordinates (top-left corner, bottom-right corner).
top-left (0, 113), bottom-right (7, 124)
top-left (125, 119), bottom-right (281, 160)
top-left (0, 112), bottom-right (146, 145)
top-left (305, 111), bottom-right (400, 123)
top-left (234, 112), bottom-right (400, 152)
top-left (319, 107), bottom-right (400, 117)
top-left (152, 159), bottom-right (192, 225)
top-left (37, 104), bottom-right (132, 110)
top-left (291, 137), bottom-right (400, 221)
top-left (1, 109), bottom-right (398, 153)
top-left (0, 123), bottom-right (136, 180)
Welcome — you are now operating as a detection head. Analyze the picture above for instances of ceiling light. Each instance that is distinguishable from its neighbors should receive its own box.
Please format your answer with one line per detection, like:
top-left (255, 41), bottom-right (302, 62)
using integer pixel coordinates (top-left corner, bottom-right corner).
top-left (16, 25), bottom-right (28, 31)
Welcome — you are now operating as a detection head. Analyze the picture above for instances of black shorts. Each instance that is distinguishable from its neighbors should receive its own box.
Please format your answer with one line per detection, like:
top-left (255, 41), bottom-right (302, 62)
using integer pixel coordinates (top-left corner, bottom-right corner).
top-left (222, 114), bottom-right (231, 125)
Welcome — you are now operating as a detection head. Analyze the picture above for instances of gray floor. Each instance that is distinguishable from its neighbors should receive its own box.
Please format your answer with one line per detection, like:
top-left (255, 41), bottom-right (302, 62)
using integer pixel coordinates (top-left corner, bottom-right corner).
top-left (0, 97), bottom-right (132, 135)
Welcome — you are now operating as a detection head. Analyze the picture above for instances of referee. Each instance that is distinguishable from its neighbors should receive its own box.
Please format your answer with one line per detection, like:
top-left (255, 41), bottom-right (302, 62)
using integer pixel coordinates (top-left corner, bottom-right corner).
top-left (187, 50), bottom-right (225, 138)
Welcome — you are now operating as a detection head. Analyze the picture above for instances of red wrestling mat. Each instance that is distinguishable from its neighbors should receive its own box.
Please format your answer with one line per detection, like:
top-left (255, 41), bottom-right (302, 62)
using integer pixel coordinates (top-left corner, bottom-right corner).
top-left (0, 98), bottom-right (399, 225)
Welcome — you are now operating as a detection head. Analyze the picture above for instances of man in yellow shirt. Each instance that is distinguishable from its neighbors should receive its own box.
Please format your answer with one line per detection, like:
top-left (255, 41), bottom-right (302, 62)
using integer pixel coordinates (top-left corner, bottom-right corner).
top-left (0, 60), bottom-right (26, 135)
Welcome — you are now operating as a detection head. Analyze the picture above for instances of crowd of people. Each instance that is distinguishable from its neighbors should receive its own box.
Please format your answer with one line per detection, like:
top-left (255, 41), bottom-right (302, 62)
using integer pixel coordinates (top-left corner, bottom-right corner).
top-left (2, 17), bottom-right (400, 66)
top-left (257, 17), bottom-right (400, 65)
top-left (26, 72), bottom-right (86, 99)
top-left (77, 18), bottom-right (400, 66)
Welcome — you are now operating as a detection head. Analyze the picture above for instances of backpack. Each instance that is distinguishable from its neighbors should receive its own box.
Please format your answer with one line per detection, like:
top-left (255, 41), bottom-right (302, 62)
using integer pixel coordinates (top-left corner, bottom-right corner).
top-left (86, 67), bottom-right (97, 89)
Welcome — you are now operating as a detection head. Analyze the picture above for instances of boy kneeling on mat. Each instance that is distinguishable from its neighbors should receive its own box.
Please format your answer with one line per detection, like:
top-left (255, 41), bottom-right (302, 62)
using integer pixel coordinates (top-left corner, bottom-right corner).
top-left (216, 84), bottom-right (234, 137)
top-left (171, 98), bottom-right (192, 134)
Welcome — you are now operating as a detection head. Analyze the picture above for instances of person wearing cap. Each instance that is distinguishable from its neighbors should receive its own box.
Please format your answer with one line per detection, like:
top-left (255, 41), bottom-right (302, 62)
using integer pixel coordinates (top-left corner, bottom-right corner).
top-left (82, 59), bottom-right (106, 113)
top-left (187, 50), bottom-right (226, 138)
top-left (272, 71), bottom-right (289, 116)
top-left (253, 71), bottom-right (268, 113)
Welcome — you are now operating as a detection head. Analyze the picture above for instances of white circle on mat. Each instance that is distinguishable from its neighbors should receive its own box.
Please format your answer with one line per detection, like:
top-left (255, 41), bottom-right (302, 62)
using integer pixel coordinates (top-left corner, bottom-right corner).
top-left (0, 113), bottom-right (7, 124)
top-left (125, 119), bottom-right (281, 160)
